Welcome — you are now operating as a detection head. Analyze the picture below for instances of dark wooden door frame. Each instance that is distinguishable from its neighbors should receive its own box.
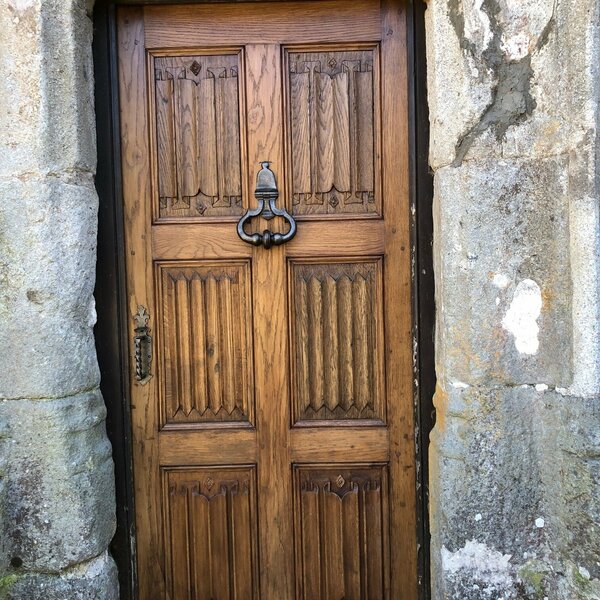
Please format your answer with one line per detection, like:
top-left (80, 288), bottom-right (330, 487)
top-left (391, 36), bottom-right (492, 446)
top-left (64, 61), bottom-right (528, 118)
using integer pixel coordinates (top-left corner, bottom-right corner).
top-left (92, 2), bottom-right (435, 598)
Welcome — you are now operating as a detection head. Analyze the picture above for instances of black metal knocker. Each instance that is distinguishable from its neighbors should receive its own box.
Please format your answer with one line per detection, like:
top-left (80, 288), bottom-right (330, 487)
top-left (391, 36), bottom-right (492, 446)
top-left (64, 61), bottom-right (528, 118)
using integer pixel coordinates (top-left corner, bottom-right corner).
top-left (237, 162), bottom-right (296, 249)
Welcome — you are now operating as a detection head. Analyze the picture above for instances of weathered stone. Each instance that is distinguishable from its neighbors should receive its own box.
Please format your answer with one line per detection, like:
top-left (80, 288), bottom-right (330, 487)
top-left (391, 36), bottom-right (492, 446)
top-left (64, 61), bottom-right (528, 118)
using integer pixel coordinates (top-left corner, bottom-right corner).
top-left (428, 1), bottom-right (600, 595)
top-left (0, 390), bottom-right (116, 572)
top-left (0, 0), bottom-right (97, 178)
top-left (426, 0), bottom-right (599, 168)
top-left (425, 0), bottom-right (494, 169)
top-left (568, 143), bottom-right (600, 398)
top-left (430, 385), bottom-right (600, 599)
top-left (0, 551), bottom-right (118, 600)
top-left (0, 0), bottom-right (117, 597)
top-left (434, 156), bottom-right (572, 388)
top-left (0, 418), bottom-right (9, 573)
top-left (0, 175), bottom-right (100, 399)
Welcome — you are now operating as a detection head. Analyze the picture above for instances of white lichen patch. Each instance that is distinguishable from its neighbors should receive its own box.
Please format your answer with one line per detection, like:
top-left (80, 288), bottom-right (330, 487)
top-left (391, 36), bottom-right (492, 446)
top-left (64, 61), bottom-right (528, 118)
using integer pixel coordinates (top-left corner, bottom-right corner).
top-left (7, 0), bottom-right (37, 11)
top-left (502, 279), bottom-right (542, 355)
top-left (578, 566), bottom-right (591, 580)
top-left (493, 273), bottom-right (510, 289)
top-left (442, 540), bottom-right (513, 587)
top-left (451, 380), bottom-right (470, 389)
top-left (497, 0), bottom-right (556, 60)
top-left (464, 0), bottom-right (494, 52)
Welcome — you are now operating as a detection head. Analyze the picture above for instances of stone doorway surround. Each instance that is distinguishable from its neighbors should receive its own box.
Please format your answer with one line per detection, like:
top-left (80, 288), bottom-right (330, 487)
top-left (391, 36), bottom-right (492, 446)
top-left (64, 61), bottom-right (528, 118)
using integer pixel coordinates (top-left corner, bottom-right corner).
top-left (0, 1), bottom-right (598, 600)
top-left (426, 0), bottom-right (600, 597)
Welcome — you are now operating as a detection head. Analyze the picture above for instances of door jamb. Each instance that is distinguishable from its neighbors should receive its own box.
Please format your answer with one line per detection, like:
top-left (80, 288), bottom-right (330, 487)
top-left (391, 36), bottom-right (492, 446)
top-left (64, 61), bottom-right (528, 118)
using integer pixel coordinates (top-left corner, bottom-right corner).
top-left (92, 3), bottom-right (435, 598)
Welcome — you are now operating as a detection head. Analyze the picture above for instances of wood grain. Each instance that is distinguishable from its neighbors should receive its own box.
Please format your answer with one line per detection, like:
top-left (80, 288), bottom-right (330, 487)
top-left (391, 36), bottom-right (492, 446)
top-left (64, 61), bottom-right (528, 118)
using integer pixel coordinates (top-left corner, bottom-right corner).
top-left (153, 54), bottom-right (243, 219)
top-left (152, 220), bottom-right (385, 260)
top-left (294, 465), bottom-right (388, 600)
top-left (159, 429), bottom-right (257, 465)
top-left (245, 43), bottom-right (295, 598)
top-left (117, 8), bottom-right (167, 598)
top-left (286, 48), bottom-right (379, 216)
top-left (144, 1), bottom-right (380, 46)
top-left (164, 467), bottom-right (259, 599)
top-left (289, 259), bottom-right (385, 423)
top-left (119, 2), bottom-right (416, 598)
top-left (157, 262), bottom-right (254, 425)
top-left (381, 2), bottom-right (418, 597)
top-left (290, 428), bottom-right (389, 462)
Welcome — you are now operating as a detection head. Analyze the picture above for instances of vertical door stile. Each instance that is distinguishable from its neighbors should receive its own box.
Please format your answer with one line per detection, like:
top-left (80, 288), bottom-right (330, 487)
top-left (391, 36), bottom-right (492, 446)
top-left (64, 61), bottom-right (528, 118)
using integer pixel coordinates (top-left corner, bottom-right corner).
top-left (381, 1), bottom-right (418, 598)
top-left (244, 43), bottom-right (295, 598)
top-left (117, 6), bottom-right (167, 598)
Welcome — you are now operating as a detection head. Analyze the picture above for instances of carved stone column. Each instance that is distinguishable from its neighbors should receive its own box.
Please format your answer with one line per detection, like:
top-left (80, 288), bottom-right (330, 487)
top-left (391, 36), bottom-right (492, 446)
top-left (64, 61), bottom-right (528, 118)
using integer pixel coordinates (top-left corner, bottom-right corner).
top-left (426, 0), bottom-right (600, 597)
top-left (0, 0), bottom-right (118, 597)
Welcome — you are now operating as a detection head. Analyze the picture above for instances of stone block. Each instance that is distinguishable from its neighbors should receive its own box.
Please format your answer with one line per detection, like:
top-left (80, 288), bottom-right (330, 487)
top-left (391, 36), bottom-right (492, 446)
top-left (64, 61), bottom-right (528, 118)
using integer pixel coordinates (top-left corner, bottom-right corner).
top-left (541, 397), bottom-right (600, 580)
top-left (425, 0), bottom-right (599, 168)
top-left (0, 418), bottom-right (9, 572)
top-left (567, 143), bottom-right (600, 397)
top-left (433, 156), bottom-right (572, 388)
top-left (430, 385), bottom-right (600, 598)
top-left (0, 0), bottom-right (97, 177)
top-left (0, 175), bottom-right (100, 399)
top-left (0, 551), bottom-right (119, 600)
top-left (425, 0), bottom-right (494, 169)
top-left (0, 390), bottom-right (116, 572)
top-left (430, 386), bottom-right (546, 561)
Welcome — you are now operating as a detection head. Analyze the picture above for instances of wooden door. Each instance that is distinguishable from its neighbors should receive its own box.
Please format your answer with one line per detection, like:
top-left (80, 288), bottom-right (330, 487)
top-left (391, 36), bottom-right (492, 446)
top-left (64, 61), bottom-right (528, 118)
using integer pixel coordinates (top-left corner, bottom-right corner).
top-left (117, 2), bottom-right (416, 598)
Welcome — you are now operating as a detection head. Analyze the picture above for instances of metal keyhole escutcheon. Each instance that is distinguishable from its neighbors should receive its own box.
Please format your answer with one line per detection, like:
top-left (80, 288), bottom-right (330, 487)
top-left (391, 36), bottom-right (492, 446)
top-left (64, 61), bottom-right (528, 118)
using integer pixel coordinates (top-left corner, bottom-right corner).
top-left (237, 162), bottom-right (296, 249)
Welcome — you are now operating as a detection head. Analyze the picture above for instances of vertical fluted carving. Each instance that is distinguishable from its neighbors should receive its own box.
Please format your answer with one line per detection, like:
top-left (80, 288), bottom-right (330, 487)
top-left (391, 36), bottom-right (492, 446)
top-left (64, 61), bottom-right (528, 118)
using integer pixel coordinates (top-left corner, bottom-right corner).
top-left (295, 467), bottom-right (386, 599)
top-left (166, 468), bottom-right (258, 599)
top-left (288, 49), bottom-right (377, 215)
top-left (154, 55), bottom-right (243, 218)
top-left (291, 261), bottom-right (383, 422)
top-left (161, 263), bottom-right (253, 424)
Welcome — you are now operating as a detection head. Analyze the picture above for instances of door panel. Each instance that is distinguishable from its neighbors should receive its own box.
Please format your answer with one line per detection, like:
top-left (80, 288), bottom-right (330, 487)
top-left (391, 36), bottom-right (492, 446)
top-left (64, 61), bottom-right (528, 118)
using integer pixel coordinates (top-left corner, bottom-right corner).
top-left (294, 465), bottom-right (388, 600)
top-left (118, 2), bottom-right (416, 598)
top-left (285, 47), bottom-right (379, 217)
top-left (153, 52), bottom-right (245, 221)
top-left (165, 466), bottom-right (259, 599)
top-left (289, 258), bottom-right (385, 423)
top-left (157, 261), bottom-right (254, 426)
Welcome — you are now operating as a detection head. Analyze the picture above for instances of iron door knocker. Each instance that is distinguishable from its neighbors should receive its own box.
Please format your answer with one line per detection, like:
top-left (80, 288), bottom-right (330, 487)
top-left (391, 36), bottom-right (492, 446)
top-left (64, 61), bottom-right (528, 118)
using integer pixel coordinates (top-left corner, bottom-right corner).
top-left (237, 162), bottom-right (296, 249)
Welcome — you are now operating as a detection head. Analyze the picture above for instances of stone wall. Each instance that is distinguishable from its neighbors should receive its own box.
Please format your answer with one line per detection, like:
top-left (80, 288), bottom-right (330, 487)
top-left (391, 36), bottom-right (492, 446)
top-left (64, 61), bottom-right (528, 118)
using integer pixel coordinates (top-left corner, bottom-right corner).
top-left (0, 0), bottom-right (118, 598)
top-left (426, 0), bottom-right (600, 598)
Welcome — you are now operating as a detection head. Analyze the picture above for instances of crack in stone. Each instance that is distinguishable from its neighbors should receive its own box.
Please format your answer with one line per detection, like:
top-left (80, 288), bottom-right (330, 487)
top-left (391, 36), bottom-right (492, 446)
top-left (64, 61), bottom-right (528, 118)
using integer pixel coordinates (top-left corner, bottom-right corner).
top-left (440, 380), bottom-right (600, 400)
top-left (453, 55), bottom-right (537, 166)
top-left (3, 549), bottom-right (112, 578)
top-left (447, 0), bottom-right (557, 167)
top-left (0, 384), bottom-right (101, 403)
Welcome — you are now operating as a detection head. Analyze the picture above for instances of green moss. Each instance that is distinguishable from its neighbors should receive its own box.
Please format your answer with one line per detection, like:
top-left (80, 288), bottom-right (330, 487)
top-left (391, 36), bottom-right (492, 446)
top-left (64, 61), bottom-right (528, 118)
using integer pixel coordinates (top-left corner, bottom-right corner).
top-left (573, 565), bottom-right (591, 588)
top-left (518, 560), bottom-right (549, 600)
top-left (0, 576), bottom-right (18, 589)
top-left (0, 574), bottom-right (20, 599)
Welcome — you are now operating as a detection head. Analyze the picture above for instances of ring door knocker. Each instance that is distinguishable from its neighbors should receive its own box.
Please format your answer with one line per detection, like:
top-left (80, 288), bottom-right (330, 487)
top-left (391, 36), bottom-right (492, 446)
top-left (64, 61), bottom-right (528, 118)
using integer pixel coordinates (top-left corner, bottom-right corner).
top-left (237, 162), bottom-right (297, 249)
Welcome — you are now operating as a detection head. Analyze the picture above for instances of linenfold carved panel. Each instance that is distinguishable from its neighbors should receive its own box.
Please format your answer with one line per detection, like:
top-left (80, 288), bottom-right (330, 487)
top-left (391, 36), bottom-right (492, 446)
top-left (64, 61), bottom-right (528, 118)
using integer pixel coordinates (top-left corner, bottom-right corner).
top-left (286, 48), bottom-right (379, 216)
top-left (158, 262), bottom-right (253, 425)
top-left (165, 467), bottom-right (258, 599)
top-left (294, 465), bottom-right (388, 598)
top-left (154, 54), bottom-right (243, 219)
top-left (289, 259), bottom-right (384, 423)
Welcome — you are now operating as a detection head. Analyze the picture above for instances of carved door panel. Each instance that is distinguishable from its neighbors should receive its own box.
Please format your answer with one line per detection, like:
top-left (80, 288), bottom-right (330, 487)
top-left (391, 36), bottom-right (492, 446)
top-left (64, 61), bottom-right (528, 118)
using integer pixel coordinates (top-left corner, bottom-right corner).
top-left (118, 2), bottom-right (416, 598)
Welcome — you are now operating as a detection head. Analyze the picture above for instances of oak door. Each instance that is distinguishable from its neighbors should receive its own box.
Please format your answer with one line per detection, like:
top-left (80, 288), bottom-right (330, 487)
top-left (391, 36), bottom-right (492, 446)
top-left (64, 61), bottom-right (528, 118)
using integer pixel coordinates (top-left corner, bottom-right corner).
top-left (118, 2), bottom-right (416, 598)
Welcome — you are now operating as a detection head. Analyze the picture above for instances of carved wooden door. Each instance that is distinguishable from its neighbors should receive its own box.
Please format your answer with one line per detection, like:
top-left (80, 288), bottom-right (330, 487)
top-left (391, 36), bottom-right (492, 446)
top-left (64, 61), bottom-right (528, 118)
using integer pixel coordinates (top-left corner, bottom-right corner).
top-left (118, 1), bottom-right (416, 598)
